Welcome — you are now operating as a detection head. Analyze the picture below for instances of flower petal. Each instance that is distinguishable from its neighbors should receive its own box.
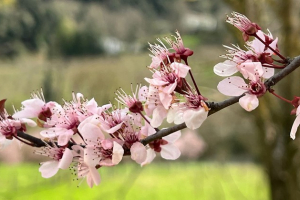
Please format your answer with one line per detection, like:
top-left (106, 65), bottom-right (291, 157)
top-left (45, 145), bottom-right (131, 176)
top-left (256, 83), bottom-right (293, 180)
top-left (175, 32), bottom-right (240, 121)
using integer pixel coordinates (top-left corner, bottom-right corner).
top-left (58, 129), bottom-right (74, 146)
top-left (39, 161), bottom-right (59, 178)
top-left (87, 166), bottom-right (101, 188)
top-left (141, 149), bottom-right (156, 166)
top-left (160, 144), bottom-right (181, 160)
top-left (262, 67), bottom-right (274, 79)
top-left (183, 108), bottom-right (208, 130)
top-left (112, 141), bottom-right (124, 165)
top-left (290, 115), bottom-right (300, 140)
top-left (58, 148), bottom-right (73, 169)
top-left (213, 60), bottom-right (238, 76)
top-left (130, 142), bottom-right (147, 164)
top-left (239, 94), bottom-right (259, 111)
top-left (217, 76), bottom-right (247, 96)
top-left (163, 130), bottom-right (181, 143)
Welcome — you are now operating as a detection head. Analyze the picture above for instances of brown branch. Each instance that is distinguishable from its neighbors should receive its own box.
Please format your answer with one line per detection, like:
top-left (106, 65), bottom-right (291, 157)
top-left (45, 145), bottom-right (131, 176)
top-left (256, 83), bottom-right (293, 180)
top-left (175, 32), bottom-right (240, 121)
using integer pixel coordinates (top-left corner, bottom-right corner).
top-left (16, 56), bottom-right (300, 147)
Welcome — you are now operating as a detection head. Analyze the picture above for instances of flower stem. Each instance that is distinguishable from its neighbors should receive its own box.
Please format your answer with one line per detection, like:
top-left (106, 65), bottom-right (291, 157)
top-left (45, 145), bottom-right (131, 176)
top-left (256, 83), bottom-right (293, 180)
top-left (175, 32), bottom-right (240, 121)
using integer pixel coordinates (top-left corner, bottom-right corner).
top-left (269, 90), bottom-right (292, 104)
top-left (184, 60), bottom-right (201, 95)
top-left (262, 64), bottom-right (285, 69)
top-left (254, 34), bottom-right (287, 62)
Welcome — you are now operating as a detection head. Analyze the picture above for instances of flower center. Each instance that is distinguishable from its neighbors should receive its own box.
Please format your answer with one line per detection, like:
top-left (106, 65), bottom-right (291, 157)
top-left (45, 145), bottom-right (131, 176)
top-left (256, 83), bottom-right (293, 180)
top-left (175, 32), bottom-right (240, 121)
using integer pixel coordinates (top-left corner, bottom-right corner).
top-left (249, 81), bottom-right (266, 96)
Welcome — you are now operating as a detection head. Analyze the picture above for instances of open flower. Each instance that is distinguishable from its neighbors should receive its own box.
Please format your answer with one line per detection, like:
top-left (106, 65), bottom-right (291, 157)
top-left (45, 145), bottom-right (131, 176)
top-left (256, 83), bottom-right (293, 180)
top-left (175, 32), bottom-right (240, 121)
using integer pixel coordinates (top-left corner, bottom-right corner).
top-left (217, 62), bottom-right (267, 111)
top-left (167, 93), bottom-right (208, 130)
top-left (35, 143), bottom-right (73, 178)
top-left (72, 145), bottom-right (101, 188)
top-left (13, 90), bottom-right (58, 122)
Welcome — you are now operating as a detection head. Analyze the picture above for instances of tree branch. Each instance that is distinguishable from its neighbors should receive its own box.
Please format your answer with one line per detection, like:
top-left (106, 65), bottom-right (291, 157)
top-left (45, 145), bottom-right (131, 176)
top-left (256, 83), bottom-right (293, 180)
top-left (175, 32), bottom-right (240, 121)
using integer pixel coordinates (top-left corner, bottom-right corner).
top-left (16, 56), bottom-right (300, 147)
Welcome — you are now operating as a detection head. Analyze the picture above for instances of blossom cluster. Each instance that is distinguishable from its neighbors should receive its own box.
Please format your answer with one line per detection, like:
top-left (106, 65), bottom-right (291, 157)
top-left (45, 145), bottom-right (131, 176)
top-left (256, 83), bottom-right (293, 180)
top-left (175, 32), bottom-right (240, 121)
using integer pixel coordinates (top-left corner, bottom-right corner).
top-left (215, 12), bottom-right (300, 140)
top-left (0, 11), bottom-right (299, 188)
top-left (0, 31), bottom-right (209, 187)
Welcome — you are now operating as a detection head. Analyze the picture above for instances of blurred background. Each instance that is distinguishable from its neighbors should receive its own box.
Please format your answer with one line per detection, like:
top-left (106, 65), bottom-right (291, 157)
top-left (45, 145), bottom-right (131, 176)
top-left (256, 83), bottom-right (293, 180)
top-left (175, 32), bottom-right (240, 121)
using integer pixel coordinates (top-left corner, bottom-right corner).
top-left (0, 0), bottom-right (300, 199)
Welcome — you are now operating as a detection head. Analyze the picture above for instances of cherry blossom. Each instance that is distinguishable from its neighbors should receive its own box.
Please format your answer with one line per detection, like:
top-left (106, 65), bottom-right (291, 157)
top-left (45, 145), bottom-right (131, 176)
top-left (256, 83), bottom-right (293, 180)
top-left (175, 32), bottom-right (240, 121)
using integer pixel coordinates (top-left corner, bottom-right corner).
top-left (217, 62), bottom-right (267, 111)
top-left (35, 143), bottom-right (73, 178)
top-left (226, 11), bottom-right (261, 41)
top-left (13, 90), bottom-right (58, 122)
top-left (167, 93), bottom-right (209, 130)
top-left (72, 145), bottom-right (101, 188)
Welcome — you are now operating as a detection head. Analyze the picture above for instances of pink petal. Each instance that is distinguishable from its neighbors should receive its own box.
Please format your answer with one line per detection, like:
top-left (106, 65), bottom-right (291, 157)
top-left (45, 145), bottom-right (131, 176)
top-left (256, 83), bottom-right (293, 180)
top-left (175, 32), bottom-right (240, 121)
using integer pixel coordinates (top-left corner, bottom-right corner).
top-left (141, 149), bottom-right (156, 166)
top-left (144, 78), bottom-right (168, 86)
top-left (213, 60), bottom-right (238, 76)
top-left (87, 167), bottom-right (101, 188)
top-left (112, 141), bottom-right (124, 165)
top-left (262, 67), bottom-right (274, 79)
top-left (13, 100), bottom-right (44, 119)
top-left (163, 130), bottom-right (181, 143)
top-left (151, 106), bottom-right (167, 128)
top-left (40, 128), bottom-right (63, 138)
top-left (170, 62), bottom-right (190, 78)
top-left (183, 108), bottom-right (208, 130)
top-left (20, 118), bottom-right (37, 127)
top-left (106, 122), bottom-right (124, 134)
top-left (239, 94), bottom-right (259, 111)
top-left (58, 148), bottom-right (73, 169)
top-left (160, 144), bottom-right (181, 160)
top-left (79, 123), bottom-right (104, 141)
top-left (58, 129), bottom-right (74, 146)
top-left (84, 147), bottom-right (100, 167)
top-left (238, 62), bottom-right (263, 80)
top-left (217, 76), bottom-right (247, 96)
top-left (130, 142), bottom-right (147, 164)
top-left (39, 161), bottom-right (59, 178)
top-left (159, 92), bottom-right (173, 109)
top-left (290, 115), bottom-right (300, 140)
top-left (85, 98), bottom-right (98, 115)
top-left (138, 86), bottom-right (148, 101)
top-left (162, 82), bottom-right (177, 94)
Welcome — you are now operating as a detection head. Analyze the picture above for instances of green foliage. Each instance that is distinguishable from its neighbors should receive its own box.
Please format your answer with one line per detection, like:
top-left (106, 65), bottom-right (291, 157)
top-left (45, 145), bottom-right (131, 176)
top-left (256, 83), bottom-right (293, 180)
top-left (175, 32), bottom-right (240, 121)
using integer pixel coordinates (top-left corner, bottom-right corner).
top-left (0, 162), bottom-right (269, 200)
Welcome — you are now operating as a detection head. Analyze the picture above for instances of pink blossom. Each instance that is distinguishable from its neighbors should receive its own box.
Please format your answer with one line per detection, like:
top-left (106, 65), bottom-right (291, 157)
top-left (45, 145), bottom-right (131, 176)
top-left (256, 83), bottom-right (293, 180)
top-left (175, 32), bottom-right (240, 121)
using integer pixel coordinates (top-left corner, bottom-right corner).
top-left (145, 62), bottom-right (190, 110)
top-left (145, 125), bottom-right (181, 160)
top-left (148, 41), bottom-right (171, 69)
top-left (40, 110), bottom-right (79, 146)
top-left (144, 85), bottom-right (168, 127)
top-left (214, 46), bottom-right (274, 79)
top-left (35, 143), bottom-right (73, 178)
top-left (249, 30), bottom-right (278, 66)
top-left (130, 142), bottom-right (147, 164)
top-left (115, 85), bottom-right (146, 114)
top-left (13, 91), bottom-right (58, 122)
top-left (72, 145), bottom-right (101, 188)
top-left (79, 118), bottom-right (124, 167)
top-left (167, 94), bottom-right (208, 130)
top-left (226, 12), bottom-right (261, 41)
top-left (217, 63), bottom-right (267, 111)
top-left (164, 31), bottom-right (193, 62)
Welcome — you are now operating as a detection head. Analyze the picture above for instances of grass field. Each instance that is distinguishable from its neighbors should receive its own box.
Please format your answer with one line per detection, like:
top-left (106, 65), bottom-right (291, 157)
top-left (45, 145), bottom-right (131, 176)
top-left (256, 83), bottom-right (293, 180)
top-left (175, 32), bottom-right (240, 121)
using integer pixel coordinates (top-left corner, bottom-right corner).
top-left (0, 162), bottom-right (269, 200)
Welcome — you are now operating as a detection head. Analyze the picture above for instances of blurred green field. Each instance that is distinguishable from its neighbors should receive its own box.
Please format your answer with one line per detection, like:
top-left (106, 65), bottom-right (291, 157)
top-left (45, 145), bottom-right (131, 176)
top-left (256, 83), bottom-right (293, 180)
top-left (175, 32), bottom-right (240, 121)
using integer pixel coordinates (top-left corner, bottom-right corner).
top-left (0, 162), bottom-right (269, 200)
